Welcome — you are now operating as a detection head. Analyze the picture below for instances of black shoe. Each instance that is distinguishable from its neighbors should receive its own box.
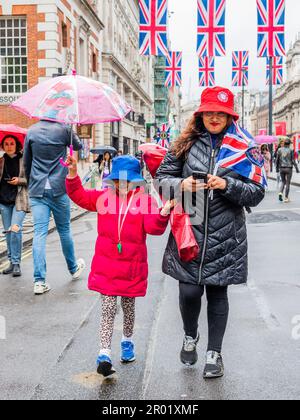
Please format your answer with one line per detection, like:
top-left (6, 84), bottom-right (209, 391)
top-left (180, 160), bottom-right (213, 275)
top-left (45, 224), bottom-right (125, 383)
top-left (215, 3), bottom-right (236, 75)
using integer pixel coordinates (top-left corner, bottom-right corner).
top-left (12, 264), bottom-right (21, 277)
top-left (180, 334), bottom-right (199, 366)
top-left (203, 351), bottom-right (224, 379)
top-left (96, 355), bottom-right (116, 378)
top-left (2, 263), bottom-right (14, 275)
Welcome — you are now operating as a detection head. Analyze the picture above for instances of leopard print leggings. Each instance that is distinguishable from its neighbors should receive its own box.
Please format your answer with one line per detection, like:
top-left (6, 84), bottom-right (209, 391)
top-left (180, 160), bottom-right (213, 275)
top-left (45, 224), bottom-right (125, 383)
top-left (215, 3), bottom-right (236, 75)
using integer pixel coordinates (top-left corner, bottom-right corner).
top-left (100, 295), bottom-right (136, 350)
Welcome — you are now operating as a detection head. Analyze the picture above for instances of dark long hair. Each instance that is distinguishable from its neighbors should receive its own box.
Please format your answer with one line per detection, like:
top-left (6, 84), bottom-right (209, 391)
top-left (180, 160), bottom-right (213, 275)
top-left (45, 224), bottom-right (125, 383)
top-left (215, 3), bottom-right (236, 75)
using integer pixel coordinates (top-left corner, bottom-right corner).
top-left (1, 134), bottom-right (23, 153)
top-left (172, 113), bottom-right (233, 159)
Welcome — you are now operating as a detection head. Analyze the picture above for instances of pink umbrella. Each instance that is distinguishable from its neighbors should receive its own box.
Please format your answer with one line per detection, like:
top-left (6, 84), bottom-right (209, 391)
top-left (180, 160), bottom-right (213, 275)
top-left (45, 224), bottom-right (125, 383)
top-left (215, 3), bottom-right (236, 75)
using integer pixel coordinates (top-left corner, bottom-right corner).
top-left (11, 70), bottom-right (131, 165)
top-left (11, 70), bottom-right (131, 125)
top-left (254, 135), bottom-right (278, 145)
top-left (0, 124), bottom-right (27, 148)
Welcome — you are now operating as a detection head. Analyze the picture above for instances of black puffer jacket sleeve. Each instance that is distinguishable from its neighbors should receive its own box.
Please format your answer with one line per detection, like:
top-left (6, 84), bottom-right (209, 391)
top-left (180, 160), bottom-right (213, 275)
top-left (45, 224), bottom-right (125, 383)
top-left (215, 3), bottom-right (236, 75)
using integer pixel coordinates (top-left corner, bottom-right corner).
top-left (155, 152), bottom-right (184, 200)
top-left (221, 176), bottom-right (265, 208)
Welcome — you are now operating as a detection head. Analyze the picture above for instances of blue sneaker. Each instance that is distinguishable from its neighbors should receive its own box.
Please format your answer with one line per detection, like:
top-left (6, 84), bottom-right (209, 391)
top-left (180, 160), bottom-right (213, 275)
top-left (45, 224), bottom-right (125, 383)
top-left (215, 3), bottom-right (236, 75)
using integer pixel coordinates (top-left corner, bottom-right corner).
top-left (121, 341), bottom-right (136, 363)
top-left (96, 354), bottom-right (116, 378)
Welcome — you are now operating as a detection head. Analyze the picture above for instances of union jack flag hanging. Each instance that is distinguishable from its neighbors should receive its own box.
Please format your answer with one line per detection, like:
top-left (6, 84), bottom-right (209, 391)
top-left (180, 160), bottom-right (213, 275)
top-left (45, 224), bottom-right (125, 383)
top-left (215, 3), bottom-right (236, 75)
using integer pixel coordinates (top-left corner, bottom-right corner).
top-left (266, 56), bottom-right (283, 85)
top-left (197, 0), bottom-right (226, 57)
top-left (139, 0), bottom-right (169, 56)
top-left (156, 123), bottom-right (170, 149)
top-left (213, 122), bottom-right (268, 188)
top-left (257, 0), bottom-right (286, 57)
top-left (165, 51), bottom-right (182, 88)
top-left (199, 57), bottom-right (215, 87)
top-left (232, 51), bottom-right (249, 87)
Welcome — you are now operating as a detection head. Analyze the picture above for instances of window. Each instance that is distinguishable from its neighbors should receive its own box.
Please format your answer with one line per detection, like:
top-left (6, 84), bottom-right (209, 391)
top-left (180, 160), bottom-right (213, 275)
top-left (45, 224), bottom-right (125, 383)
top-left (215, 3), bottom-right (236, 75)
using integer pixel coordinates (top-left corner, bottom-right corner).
top-left (92, 52), bottom-right (97, 73)
top-left (0, 17), bottom-right (27, 94)
top-left (133, 140), bottom-right (139, 155)
top-left (62, 22), bottom-right (68, 48)
top-left (123, 137), bottom-right (129, 155)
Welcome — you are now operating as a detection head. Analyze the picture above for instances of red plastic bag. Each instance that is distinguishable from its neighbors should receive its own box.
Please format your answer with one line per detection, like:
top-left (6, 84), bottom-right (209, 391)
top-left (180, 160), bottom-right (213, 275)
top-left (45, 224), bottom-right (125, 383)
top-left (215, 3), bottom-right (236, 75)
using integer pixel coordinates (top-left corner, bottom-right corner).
top-left (170, 204), bottom-right (200, 262)
top-left (140, 144), bottom-right (200, 262)
top-left (142, 144), bottom-right (167, 178)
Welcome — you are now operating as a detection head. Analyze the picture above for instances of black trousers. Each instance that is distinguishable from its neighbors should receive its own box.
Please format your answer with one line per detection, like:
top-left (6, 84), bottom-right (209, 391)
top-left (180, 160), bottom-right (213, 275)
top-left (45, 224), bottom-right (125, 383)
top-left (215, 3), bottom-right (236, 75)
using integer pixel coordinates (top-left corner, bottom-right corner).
top-left (179, 282), bottom-right (229, 353)
top-left (280, 168), bottom-right (293, 198)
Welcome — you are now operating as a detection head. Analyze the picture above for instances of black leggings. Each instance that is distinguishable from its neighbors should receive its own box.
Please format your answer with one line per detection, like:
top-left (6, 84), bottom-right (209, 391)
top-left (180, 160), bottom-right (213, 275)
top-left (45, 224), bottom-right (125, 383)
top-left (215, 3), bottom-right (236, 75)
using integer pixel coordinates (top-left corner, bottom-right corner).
top-left (179, 283), bottom-right (229, 353)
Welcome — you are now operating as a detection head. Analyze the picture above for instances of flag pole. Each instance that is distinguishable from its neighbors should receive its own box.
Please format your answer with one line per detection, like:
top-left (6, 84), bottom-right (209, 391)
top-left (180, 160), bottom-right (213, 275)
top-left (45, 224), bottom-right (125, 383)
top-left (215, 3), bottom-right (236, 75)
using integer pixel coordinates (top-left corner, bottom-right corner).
top-left (269, 57), bottom-right (273, 136)
top-left (242, 68), bottom-right (245, 129)
top-left (269, 57), bottom-right (274, 171)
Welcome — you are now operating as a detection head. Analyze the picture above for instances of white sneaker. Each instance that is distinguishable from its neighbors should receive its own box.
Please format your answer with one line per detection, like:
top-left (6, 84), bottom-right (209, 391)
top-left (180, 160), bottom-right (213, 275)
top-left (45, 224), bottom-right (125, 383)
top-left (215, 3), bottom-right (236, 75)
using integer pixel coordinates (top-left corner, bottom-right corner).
top-left (34, 282), bottom-right (51, 295)
top-left (71, 258), bottom-right (86, 280)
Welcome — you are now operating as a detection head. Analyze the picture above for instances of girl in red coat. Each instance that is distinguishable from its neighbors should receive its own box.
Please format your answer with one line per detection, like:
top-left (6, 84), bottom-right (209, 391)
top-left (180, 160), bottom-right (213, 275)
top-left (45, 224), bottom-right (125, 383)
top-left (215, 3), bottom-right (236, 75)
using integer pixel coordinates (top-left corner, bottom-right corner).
top-left (66, 155), bottom-right (173, 378)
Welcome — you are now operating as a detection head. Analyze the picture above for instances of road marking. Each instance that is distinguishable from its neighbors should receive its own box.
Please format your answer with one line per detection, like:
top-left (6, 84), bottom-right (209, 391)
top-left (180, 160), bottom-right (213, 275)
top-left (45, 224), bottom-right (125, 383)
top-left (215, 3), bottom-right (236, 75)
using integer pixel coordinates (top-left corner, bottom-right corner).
top-left (141, 275), bottom-right (167, 400)
top-left (253, 207), bottom-right (300, 214)
top-left (247, 278), bottom-right (281, 331)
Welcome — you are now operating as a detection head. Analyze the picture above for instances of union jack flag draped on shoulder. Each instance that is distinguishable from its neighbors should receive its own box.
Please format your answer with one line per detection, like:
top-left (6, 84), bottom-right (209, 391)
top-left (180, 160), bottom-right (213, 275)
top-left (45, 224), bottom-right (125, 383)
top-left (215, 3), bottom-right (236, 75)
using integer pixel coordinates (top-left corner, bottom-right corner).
top-left (165, 51), bottom-right (182, 88)
top-left (199, 57), bottom-right (215, 87)
top-left (139, 0), bottom-right (169, 56)
top-left (266, 56), bottom-right (283, 85)
top-left (214, 122), bottom-right (268, 188)
top-left (197, 0), bottom-right (226, 57)
top-left (257, 0), bottom-right (286, 57)
top-left (155, 123), bottom-right (171, 149)
top-left (232, 51), bottom-right (249, 87)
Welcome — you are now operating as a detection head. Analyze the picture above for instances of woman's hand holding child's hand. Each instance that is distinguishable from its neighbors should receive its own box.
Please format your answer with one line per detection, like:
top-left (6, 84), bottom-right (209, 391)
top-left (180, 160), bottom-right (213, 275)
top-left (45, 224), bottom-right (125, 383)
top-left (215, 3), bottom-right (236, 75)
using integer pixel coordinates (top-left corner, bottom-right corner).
top-left (66, 155), bottom-right (78, 179)
top-left (160, 199), bottom-right (176, 217)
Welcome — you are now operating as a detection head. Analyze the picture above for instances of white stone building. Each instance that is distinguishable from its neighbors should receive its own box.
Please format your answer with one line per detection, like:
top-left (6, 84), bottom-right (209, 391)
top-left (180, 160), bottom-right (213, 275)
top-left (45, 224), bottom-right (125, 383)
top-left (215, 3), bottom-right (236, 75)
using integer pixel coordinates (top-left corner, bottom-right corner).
top-left (273, 37), bottom-right (300, 150)
top-left (180, 100), bottom-right (199, 130)
top-left (235, 91), bottom-right (259, 134)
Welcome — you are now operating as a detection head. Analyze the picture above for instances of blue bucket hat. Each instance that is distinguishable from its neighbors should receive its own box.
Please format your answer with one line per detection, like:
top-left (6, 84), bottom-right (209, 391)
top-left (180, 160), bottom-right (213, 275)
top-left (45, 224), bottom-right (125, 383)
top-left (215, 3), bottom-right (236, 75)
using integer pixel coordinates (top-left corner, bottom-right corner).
top-left (106, 156), bottom-right (145, 183)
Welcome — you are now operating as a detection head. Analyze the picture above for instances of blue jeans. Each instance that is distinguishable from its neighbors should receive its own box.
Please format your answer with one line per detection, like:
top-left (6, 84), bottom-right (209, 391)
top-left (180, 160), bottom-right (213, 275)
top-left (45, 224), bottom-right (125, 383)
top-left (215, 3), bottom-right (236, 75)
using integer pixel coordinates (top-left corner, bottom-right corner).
top-left (30, 191), bottom-right (78, 283)
top-left (0, 204), bottom-right (26, 264)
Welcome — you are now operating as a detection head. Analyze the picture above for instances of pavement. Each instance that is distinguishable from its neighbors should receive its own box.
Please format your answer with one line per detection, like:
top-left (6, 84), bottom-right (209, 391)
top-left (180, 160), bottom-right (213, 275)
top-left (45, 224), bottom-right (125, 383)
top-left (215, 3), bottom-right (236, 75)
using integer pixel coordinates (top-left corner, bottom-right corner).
top-left (269, 168), bottom-right (300, 187)
top-left (1, 180), bottom-right (300, 400)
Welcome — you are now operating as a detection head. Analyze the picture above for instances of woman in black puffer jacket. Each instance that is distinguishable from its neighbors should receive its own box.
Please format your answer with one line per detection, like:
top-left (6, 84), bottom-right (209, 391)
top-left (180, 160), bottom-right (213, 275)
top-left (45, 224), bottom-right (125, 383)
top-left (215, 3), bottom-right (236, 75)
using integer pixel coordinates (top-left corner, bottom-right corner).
top-left (155, 87), bottom-right (265, 379)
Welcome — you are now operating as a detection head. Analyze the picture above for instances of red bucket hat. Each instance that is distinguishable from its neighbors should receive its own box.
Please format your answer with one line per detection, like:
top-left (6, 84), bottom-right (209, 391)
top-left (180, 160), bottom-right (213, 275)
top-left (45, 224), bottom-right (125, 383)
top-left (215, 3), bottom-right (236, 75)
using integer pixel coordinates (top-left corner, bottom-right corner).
top-left (195, 86), bottom-right (239, 121)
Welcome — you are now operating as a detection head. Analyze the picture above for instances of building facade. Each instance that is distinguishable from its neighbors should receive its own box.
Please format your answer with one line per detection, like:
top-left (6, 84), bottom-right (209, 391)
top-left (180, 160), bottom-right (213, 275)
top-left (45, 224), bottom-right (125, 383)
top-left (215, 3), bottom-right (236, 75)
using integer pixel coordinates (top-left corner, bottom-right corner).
top-left (154, 56), bottom-right (169, 128)
top-left (249, 91), bottom-right (269, 137)
top-left (0, 0), bottom-right (104, 158)
top-left (273, 37), bottom-right (300, 151)
top-left (235, 90), bottom-right (259, 134)
top-left (251, 37), bottom-right (300, 153)
top-left (99, 0), bottom-right (154, 154)
top-left (180, 100), bottom-right (199, 130)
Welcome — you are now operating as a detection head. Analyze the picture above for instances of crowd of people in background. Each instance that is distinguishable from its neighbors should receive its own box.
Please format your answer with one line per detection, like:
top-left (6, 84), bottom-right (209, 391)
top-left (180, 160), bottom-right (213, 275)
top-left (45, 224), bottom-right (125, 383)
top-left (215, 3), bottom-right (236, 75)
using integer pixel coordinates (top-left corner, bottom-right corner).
top-left (260, 138), bottom-right (299, 203)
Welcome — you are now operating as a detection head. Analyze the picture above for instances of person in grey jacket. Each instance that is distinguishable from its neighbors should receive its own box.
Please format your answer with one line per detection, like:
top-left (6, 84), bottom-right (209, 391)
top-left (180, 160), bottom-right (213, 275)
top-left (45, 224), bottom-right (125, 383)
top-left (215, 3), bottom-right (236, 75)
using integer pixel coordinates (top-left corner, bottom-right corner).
top-left (276, 139), bottom-right (299, 203)
top-left (155, 87), bottom-right (265, 379)
top-left (23, 120), bottom-right (86, 295)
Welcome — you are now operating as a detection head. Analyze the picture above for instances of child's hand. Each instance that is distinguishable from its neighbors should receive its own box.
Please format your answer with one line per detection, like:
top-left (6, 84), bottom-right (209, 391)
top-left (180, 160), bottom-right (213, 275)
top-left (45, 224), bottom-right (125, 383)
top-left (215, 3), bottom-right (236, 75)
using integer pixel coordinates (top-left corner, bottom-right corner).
top-left (160, 199), bottom-right (176, 216)
top-left (66, 155), bottom-right (78, 178)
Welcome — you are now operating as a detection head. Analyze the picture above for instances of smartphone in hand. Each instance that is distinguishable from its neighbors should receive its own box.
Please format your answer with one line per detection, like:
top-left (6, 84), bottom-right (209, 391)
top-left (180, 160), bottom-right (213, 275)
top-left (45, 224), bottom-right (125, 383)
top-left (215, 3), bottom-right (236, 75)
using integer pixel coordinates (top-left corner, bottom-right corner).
top-left (192, 171), bottom-right (208, 184)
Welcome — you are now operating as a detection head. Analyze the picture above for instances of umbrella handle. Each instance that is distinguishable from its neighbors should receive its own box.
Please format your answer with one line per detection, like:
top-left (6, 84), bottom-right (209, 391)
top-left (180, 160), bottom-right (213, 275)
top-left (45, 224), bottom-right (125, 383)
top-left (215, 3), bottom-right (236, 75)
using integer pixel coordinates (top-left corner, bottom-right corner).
top-left (60, 158), bottom-right (69, 168)
top-left (59, 145), bottom-right (74, 167)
